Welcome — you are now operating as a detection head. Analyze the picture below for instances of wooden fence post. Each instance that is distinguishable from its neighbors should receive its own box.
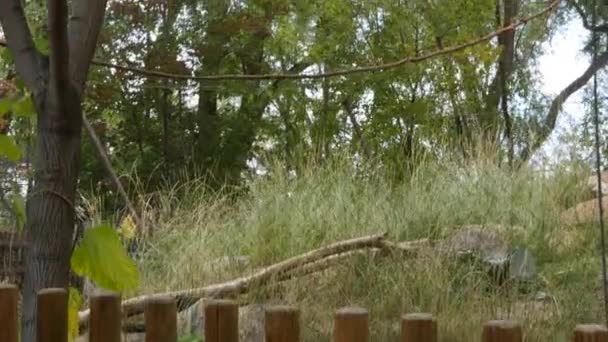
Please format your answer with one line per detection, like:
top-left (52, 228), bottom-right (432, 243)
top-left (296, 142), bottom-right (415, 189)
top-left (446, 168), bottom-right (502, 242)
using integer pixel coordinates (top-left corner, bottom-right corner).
top-left (37, 288), bottom-right (68, 342)
top-left (401, 313), bottom-right (437, 342)
top-left (333, 307), bottom-right (369, 342)
top-left (574, 324), bottom-right (608, 342)
top-left (145, 296), bottom-right (177, 342)
top-left (0, 284), bottom-right (18, 342)
top-left (89, 291), bottom-right (121, 342)
top-left (482, 320), bottom-right (522, 342)
top-left (204, 299), bottom-right (239, 342)
top-left (265, 305), bottom-right (300, 342)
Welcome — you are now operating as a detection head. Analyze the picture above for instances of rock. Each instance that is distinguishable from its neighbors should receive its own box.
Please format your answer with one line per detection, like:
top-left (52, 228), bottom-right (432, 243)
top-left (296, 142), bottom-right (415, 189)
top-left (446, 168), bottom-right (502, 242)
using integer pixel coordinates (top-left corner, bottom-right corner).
top-left (436, 224), bottom-right (537, 287)
top-left (437, 224), bottom-right (509, 262)
top-left (509, 246), bottom-right (538, 283)
top-left (177, 300), bottom-right (265, 342)
top-left (239, 304), bottom-right (265, 342)
top-left (587, 172), bottom-right (608, 197)
top-left (178, 300), bottom-right (203, 337)
top-left (559, 196), bottom-right (608, 226)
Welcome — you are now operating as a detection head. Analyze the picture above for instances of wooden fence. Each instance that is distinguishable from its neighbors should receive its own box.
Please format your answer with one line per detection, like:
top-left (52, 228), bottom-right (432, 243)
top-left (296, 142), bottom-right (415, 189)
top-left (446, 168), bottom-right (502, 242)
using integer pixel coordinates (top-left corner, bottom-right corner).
top-left (0, 232), bottom-right (25, 285)
top-left (1, 284), bottom-right (607, 342)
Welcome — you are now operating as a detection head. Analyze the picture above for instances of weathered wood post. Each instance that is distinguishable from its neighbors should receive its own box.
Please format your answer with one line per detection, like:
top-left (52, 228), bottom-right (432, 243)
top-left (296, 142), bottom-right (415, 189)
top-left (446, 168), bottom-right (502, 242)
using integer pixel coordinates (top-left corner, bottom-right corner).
top-left (266, 305), bottom-right (300, 342)
top-left (204, 299), bottom-right (239, 342)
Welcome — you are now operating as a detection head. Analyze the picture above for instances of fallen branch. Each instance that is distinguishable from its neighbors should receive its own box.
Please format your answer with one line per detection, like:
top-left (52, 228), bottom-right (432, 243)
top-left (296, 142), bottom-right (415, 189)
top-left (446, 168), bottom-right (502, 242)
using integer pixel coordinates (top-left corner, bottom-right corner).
top-left (78, 232), bottom-right (389, 326)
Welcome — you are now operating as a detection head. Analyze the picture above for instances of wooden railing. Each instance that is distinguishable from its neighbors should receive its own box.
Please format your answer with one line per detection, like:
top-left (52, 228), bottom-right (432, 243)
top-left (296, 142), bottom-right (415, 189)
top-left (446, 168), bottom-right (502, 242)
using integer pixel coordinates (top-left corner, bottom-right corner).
top-left (1, 284), bottom-right (607, 341)
top-left (0, 232), bottom-right (26, 286)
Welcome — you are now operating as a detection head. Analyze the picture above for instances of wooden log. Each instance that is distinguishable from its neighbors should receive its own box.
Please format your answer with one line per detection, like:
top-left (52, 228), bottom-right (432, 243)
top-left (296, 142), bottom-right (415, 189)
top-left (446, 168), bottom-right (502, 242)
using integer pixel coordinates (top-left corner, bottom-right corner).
top-left (401, 313), bottom-right (437, 342)
top-left (574, 324), bottom-right (608, 342)
top-left (482, 320), bottom-right (522, 342)
top-left (204, 299), bottom-right (239, 342)
top-left (266, 305), bottom-right (300, 342)
top-left (37, 288), bottom-right (68, 342)
top-left (0, 284), bottom-right (18, 342)
top-left (90, 291), bottom-right (121, 342)
top-left (144, 296), bottom-right (177, 342)
top-left (333, 307), bottom-right (369, 342)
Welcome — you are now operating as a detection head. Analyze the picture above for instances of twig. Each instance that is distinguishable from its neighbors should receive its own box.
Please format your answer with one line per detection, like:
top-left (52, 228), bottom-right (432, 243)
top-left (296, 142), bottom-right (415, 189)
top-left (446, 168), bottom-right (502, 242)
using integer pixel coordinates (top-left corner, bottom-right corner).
top-left (0, 0), bottom-right (559, 82)
top-left (83, 115), bottom-right (148, 232)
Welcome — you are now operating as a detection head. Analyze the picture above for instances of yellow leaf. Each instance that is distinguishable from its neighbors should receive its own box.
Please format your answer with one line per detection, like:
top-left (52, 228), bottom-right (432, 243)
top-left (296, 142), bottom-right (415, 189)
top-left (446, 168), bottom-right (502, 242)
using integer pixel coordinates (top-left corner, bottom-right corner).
top-left (68, 288), bottom-right (83, 342)
top-left (119, 214), bottom-right (137, 241)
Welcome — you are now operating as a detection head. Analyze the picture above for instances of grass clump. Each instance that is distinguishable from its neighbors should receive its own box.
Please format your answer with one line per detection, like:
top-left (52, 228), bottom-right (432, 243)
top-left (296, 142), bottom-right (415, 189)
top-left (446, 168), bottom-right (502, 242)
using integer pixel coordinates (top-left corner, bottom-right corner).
top-left (130, 154), bottom-right (602, 341)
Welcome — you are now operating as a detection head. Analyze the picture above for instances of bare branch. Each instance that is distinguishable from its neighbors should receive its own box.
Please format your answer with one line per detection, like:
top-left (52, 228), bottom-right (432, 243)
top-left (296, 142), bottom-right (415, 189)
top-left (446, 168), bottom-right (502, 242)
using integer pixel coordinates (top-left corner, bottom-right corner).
top-left (525, 49), bottom-right (608, 161)
top-left (572, 0), bottom-right (608, 33)
top-left (0, 0), bottom-right (44, 91)
top-left (78, 233), bottom-right (389, 326)
top-left (342, 98), bottom-right (373, 160)
top-left (82, 115), bottom-right (147, 233)
top-left (68, 0), bottom-right (109, 94)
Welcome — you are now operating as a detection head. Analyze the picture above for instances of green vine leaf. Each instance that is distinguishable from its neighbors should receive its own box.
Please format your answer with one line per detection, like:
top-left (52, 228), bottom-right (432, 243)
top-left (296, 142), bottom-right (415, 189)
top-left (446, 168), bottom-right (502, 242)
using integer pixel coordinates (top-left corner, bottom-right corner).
top-left (0, 135), bottom-right (22, 162)
top-left (71, 224), bottom-right (140, 292)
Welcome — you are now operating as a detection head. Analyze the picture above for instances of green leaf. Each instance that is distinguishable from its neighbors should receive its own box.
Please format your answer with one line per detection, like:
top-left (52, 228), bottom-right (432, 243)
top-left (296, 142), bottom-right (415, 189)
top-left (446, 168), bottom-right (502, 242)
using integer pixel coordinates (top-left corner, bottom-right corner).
top-left (0, 135), bottom-right (22, 162)
top-left (68, 287), bottom-right (83, 342)
top-left (0, 98), bottom-right (13, 116)
top-left (34, 35), bottom-right (49, 55)
top-left (10, 194), bottom-right (25, 231)
top-left (11, 95), bottom-right (36, 117)
top-left (71, 224), bottom-right (140, 292)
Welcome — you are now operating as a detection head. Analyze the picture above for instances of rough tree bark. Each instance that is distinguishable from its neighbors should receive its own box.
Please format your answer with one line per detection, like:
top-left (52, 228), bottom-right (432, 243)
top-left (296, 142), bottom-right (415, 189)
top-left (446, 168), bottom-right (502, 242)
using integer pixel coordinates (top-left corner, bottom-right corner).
top-left (0, 0), bottom-right (108, 340)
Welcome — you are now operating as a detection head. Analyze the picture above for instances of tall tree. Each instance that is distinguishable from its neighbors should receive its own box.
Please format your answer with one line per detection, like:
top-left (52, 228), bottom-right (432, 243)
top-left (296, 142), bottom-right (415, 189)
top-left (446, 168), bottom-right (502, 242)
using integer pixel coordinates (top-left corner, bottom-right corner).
top-left (0, 0), bottom-right (108, 339)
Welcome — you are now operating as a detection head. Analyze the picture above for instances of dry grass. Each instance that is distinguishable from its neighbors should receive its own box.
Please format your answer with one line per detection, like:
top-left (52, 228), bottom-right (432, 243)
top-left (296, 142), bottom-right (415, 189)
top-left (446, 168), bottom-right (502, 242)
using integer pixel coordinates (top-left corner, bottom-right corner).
top-left (119, 154), bottom-right (606, 341)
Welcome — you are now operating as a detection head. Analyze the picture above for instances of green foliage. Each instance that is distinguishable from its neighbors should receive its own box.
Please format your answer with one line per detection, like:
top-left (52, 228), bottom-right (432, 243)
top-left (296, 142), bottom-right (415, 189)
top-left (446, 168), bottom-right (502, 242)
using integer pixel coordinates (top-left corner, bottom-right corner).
top-left (11, 95), bottom-right (36, 117)
top-left (71, 224), bottom-right (140, 292)
top-left (0, 135), bottom-right (22, 162)
top-left (10, 193), bottom-right (25, 231)
top-left (68, 287), bottom-right (83, 342)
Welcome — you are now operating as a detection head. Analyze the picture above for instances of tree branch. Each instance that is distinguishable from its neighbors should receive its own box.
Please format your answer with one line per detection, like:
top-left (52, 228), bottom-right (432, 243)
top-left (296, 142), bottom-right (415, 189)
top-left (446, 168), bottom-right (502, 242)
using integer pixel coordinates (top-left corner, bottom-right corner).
top-left (572, 0), bottom-right (608, 33)
top-left (525, 49), bottom-right (608, 161)
top-left (83, 115), bottom-right (147, 233)
top-left (68, 0), bottom-right (109, 95)
top-left (2, 0), bottom-right (559, 83)
top-left (0, 0), bottom-right (45, 91)
top-left (78, 233), bottom-right (390, 327)
top-left (48, 0), bottom-right (70, 112)
top-left (342, 98), bottom-right (373, 160)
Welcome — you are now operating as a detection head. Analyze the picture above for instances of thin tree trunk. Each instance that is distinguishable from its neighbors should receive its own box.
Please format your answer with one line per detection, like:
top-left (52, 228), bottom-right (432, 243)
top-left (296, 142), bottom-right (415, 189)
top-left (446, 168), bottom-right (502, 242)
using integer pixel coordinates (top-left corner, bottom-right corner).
top-left (21, 91), bottom-right (83, 340)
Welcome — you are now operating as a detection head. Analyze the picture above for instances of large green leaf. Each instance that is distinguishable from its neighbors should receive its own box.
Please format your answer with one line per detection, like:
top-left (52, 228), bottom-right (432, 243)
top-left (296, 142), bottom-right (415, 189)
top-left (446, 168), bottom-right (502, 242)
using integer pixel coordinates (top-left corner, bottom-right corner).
top-left (0, 135), bottom-right (22, 162)
top-left (71, 224), bottom-right (140, 292)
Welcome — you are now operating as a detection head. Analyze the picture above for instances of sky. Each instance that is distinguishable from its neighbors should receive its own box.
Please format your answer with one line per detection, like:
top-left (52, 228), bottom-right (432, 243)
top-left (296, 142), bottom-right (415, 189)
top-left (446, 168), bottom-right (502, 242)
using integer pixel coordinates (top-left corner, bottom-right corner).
top-left (536, 16), bottom-right (590, 163)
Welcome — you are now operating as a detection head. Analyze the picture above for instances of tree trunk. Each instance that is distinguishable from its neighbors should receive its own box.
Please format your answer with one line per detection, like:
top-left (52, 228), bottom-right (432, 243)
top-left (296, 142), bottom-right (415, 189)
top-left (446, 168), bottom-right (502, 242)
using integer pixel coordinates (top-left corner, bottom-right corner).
top-left (21, 89), bottom-right (83, 341)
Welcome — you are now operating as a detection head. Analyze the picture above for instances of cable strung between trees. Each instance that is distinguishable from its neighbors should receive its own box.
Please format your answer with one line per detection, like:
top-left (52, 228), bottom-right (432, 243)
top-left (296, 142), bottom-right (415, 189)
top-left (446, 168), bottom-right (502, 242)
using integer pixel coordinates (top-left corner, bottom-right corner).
top-left (0, 0), bottom-right (560, 82)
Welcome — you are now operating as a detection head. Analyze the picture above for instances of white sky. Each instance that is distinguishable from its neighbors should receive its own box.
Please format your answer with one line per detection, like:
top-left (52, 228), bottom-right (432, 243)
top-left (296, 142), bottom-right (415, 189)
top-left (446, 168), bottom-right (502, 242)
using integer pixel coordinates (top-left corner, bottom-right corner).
top-left (536, 16), bottom-right (590, 162)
